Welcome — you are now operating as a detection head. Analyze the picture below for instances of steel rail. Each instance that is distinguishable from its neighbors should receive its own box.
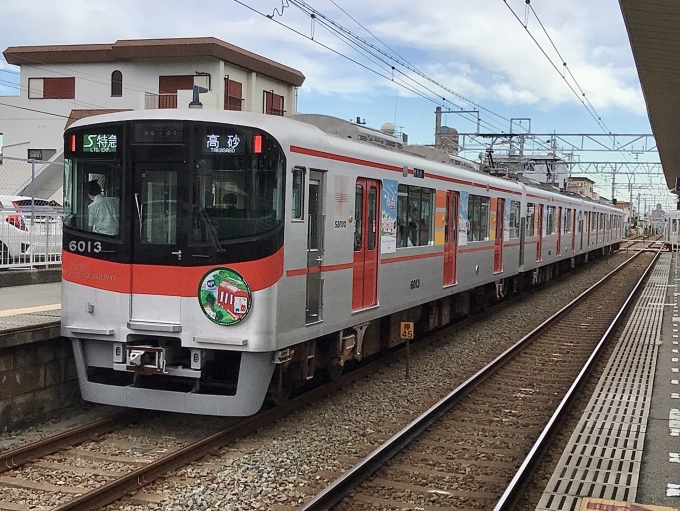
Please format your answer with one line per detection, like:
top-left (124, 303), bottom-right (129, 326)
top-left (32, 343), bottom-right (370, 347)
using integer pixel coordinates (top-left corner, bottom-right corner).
top-left (0, 414), bottom-right (132, 473)
top-left (492, 247), bottom-right (661, 511)
top-left (48, 358), bottom-right (397, 511)
top-left (296, 249), bottom-right (653, 511)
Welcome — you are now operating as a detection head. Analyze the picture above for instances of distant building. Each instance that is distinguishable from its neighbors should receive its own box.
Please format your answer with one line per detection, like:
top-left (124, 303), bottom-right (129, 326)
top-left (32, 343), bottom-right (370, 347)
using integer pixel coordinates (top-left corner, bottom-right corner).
top-left (614, 201), bottom-right (634, 234)
top-left (567, 177), bottom-right (595, 199)
top-left (0, 37), bottom-right (305, 161)
top-left (650, 203), bottom-right (665, 231)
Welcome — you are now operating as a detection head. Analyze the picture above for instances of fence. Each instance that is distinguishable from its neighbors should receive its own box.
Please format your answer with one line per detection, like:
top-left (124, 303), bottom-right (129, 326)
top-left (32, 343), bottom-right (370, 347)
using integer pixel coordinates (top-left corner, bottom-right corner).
top-left (0, 156), bottom-right (63, 269)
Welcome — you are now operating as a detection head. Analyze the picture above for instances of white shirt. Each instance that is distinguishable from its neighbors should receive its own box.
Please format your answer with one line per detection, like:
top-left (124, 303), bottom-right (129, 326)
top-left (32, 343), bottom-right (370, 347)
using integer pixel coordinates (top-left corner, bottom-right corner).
top-left (88, 194), bottom-right (120, 235)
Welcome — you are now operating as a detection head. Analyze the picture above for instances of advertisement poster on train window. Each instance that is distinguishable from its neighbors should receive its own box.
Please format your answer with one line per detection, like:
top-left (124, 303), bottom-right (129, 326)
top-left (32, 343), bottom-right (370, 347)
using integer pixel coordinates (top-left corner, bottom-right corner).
top-left (198, 268), bottom-right (252, 326)
top-left (458, 191), bottom-right (469, 246)
top-left (381, 179), bottom-right (398, 254)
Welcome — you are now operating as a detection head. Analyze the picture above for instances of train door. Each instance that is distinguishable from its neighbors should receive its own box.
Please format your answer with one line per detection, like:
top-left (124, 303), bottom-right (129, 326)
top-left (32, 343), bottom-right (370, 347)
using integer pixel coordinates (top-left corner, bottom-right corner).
top-left (536, 204), bottom-right (543, 262)
top-left (579, 211), bottom-right (584, 251)
top-left (352, 178), bottom-right (380, 310)
top-left (306, 172), bottom-right (324, 323)
top-left (586, 212), bottom-right (591, 247)
top-left (130, 162), bottom-right (183, 327)
top-left (494, 198), bottom-right (504, 273)
top-left (556, 206), bottom-right (562, 256)
top-left (443, 191), bottom-right (458, 286)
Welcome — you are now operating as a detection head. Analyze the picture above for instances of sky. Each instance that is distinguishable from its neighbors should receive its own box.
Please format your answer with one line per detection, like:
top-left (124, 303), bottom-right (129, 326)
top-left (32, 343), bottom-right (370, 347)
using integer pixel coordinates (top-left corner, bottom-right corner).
top-left (0, 0), bottom-right (672, 210)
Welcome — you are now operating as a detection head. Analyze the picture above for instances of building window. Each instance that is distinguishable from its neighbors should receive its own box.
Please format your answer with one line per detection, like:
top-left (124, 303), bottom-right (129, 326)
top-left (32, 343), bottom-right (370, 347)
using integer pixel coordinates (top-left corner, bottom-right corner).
top-left (28, 77), bottom-right (75, 99)
top-left (509, 200), bottom-right (521, 239)
top-left (397, 184), bottom-right (434, 247)
top-left (292, 167), bottom-right (304, 220)
top-left (111, 70), bottom-right (123, 97)
top-left (264, 90), bottom-right (284, 116)
top-left (467, 194), bottom-right (490, 242)
top-left (225, 78), bottom-right (243, 111)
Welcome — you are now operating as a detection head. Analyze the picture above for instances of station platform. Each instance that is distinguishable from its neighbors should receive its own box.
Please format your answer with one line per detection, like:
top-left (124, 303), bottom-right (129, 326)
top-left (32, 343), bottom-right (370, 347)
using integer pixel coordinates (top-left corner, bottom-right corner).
top-left (0, 280), bottom-right (61, 349)
top-left (536, 252), bottom-right (680, 511)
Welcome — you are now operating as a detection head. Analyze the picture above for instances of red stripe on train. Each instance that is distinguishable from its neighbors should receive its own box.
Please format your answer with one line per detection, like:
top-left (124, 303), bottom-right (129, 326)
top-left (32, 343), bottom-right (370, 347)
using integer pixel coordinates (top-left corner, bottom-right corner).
top-left (62, 248), bottom-right (284, 296)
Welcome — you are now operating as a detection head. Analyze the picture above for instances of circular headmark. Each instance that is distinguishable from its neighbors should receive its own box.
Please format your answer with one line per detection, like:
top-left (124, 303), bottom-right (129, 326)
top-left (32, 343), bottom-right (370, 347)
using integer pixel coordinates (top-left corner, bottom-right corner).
top-left (197, 268), bottom-right (252, 326)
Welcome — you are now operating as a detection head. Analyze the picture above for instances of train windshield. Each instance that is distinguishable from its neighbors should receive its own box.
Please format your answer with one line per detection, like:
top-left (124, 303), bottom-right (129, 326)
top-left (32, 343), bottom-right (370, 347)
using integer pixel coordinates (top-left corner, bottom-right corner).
top-left (64, 120), bottom-right (285, 265)
top-left (192, 124), bottom-right (283, 245)
top-left (63, 132), bottom-right (123, 238)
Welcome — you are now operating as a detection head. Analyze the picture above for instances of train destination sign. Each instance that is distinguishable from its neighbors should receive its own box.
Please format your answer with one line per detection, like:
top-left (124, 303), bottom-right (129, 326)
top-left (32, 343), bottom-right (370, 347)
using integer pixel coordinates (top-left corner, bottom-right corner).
top-left (83, 134), bottom-right (117, 153)
top-left (205, 133), bottom-right (245, 155)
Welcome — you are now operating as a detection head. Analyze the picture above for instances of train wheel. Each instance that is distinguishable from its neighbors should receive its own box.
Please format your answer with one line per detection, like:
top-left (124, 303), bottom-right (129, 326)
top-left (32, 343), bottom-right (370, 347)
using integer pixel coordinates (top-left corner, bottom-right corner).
top-left (269, 365), bottom-right (293, 406)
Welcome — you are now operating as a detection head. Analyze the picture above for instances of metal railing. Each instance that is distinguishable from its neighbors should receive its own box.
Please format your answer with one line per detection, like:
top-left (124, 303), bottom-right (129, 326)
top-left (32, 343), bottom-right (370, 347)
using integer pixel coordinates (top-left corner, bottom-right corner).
top-left (0, 155), bottom-right (64, 269)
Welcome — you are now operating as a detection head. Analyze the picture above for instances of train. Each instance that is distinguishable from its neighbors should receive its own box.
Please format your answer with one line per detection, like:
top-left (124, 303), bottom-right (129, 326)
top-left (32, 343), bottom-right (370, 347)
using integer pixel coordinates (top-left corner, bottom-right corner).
top-left (61, 110), bottom-right (623, 416)
top-left (663, 209), bottom-right (680, 248)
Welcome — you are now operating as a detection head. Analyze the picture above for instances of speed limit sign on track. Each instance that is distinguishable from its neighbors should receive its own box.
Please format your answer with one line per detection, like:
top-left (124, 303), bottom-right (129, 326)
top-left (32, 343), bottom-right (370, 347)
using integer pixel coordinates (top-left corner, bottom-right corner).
top-left (400, 321), bottom-right (414, 340)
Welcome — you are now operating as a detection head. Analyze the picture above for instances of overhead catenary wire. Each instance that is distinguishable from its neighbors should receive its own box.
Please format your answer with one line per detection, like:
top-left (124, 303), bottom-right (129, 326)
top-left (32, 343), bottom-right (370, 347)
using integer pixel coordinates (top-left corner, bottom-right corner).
top-left (233, 0), bottom-right (547, 148)
top-left (503, 1), bottom-right (614, 139)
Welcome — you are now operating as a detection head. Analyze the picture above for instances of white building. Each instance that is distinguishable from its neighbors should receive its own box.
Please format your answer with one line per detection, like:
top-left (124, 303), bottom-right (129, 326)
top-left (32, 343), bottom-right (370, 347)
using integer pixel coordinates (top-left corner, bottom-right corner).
top-left (0, 37), bottom-right (306, 162)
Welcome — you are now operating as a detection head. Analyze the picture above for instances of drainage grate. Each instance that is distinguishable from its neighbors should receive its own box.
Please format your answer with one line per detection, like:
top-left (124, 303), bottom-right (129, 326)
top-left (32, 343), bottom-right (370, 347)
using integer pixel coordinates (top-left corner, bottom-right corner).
top-left (535, 254), bottom-right (670, 511)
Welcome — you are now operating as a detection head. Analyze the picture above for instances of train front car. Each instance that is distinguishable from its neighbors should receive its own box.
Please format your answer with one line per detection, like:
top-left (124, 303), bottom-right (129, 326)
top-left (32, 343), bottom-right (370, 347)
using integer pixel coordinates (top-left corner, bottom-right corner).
top-left (62, 112), bottom-right (284, 415)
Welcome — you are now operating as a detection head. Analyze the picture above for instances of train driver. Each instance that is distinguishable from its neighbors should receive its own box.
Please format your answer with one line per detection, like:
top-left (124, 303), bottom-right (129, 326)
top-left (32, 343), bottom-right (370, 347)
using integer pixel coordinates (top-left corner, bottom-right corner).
top-left (87, 180), bottom-right (120, 236)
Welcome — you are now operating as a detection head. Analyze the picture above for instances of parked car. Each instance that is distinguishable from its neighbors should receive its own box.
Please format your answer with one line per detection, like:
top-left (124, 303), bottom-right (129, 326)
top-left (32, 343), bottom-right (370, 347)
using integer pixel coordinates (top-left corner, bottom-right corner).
top-left (0, 195), bottom-right (62, 265)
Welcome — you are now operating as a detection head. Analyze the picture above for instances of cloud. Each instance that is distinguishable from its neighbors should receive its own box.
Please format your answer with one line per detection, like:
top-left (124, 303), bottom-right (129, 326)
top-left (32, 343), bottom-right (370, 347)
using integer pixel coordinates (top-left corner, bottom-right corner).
top-left (0, 0), bottom-right (647, 119)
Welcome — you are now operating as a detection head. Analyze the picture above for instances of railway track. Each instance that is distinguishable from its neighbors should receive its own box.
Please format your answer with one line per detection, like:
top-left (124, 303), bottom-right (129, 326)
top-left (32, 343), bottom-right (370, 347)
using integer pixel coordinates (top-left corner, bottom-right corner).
top-left (0, 251), bottom-right (650, 511)
top-left (298, 249), bottom-right (659, 511)
top-left (621, 235), bottom-right (663, 251)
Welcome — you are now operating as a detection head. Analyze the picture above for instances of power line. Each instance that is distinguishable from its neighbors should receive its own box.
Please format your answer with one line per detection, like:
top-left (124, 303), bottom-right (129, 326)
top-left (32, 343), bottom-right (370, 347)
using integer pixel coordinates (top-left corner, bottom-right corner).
top-left (503, 1), bottom-right (613, 137)
top-left (0, 101), bottom-right (69, 118)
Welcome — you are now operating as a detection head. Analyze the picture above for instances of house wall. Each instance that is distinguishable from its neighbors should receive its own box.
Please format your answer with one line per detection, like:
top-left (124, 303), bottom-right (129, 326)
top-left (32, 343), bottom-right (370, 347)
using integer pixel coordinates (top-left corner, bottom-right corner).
top-left (0, 57), bottom-right (299, 162)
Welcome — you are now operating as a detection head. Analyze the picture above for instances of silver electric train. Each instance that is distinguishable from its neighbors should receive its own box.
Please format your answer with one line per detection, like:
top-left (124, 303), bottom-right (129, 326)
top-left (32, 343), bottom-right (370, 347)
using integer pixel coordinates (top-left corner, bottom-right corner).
top-left (663, 209), bottom-right (680, 248)
top-left (61, 110), bottom-right (623, 416)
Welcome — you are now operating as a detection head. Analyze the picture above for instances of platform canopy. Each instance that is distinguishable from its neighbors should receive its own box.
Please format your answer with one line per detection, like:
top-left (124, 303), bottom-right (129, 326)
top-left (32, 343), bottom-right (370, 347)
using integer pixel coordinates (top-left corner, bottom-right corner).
top-left (619, 0), bottom-right (680, 191)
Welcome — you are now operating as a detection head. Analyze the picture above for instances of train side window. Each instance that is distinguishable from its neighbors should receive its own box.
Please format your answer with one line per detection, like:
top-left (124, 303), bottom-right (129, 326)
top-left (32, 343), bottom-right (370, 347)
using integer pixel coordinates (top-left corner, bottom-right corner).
top-left (292, 166), bottom-right (305, 221)
top-left (467, 194), bottom-right (490, 242)
top-left (546, 206), bottom-right (556, 235)
top-left (396, 184), bottom-right (434, 247)
top-left (564, 208), bottom-right (572, 233)
top-left (509, 200), bottom-right (520, 239)
top-left (526, 203), bottom-right (536, 237)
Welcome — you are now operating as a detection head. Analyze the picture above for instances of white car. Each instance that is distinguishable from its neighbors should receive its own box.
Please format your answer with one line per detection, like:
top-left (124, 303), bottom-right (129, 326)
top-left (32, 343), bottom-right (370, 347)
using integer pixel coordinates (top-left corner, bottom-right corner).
top-left (0, 195), bottom-right (62, 265)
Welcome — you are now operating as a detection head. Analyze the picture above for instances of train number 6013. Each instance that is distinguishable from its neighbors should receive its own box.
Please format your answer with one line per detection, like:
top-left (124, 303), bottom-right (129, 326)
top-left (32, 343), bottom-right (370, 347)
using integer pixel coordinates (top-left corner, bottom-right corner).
top-left (69, 240), bottom-right (102, 253)
top-left (410, 279), bottom-right (420, 290)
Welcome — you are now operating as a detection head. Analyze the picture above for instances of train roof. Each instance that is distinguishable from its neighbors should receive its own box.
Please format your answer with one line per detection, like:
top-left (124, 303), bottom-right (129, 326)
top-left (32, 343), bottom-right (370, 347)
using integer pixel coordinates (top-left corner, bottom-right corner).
top-left (69, 110), bottom-right (621, 213)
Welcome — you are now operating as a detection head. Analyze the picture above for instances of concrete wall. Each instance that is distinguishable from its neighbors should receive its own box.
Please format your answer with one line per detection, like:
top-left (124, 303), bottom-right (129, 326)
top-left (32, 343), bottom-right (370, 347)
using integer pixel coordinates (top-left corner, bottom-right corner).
top-left (0, 336), bottom-right (81, 432)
